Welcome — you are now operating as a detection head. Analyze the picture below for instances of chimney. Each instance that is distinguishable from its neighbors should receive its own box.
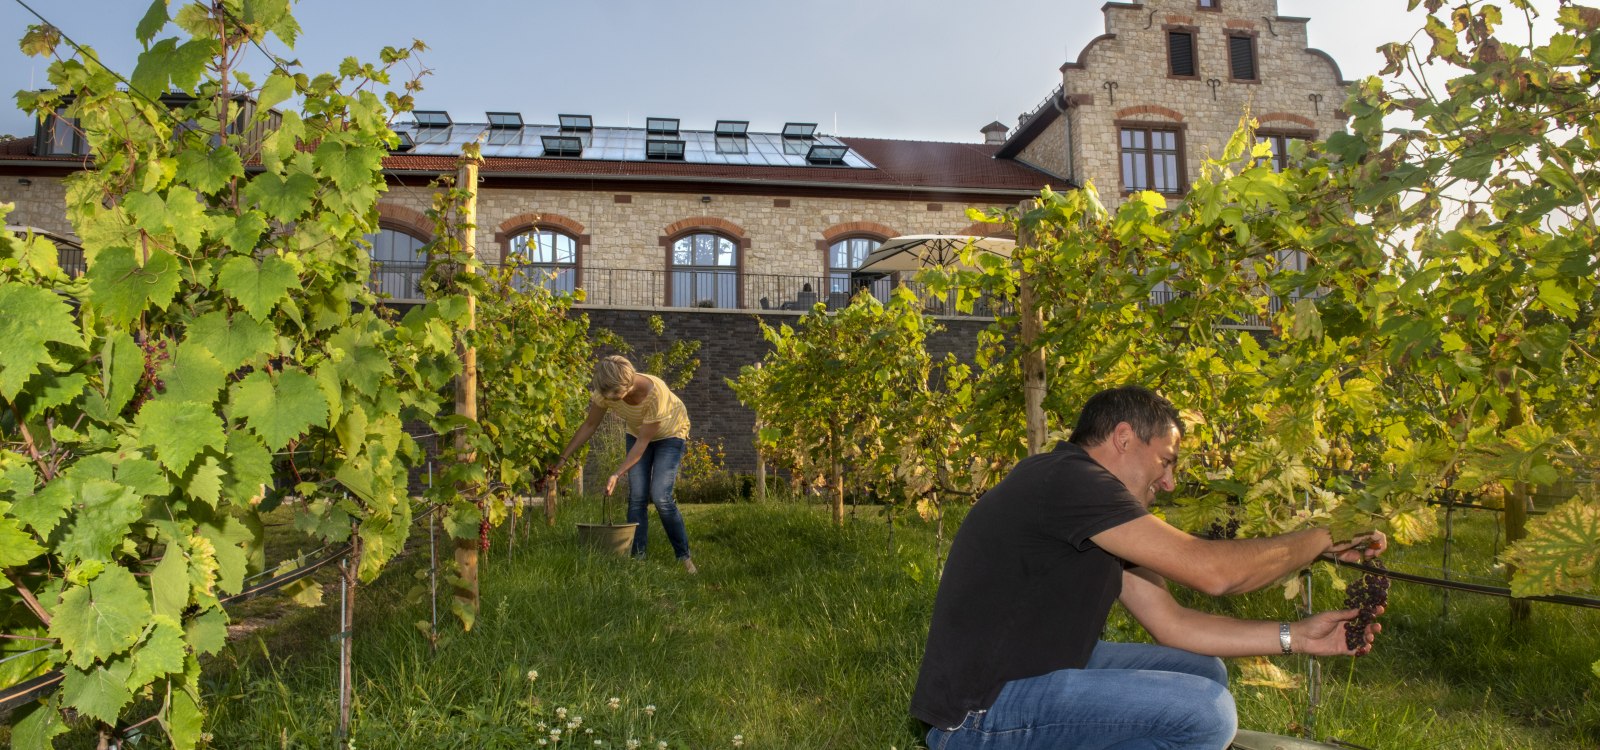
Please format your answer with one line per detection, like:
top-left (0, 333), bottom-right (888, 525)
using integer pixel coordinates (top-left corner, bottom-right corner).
top-left (980, 121), bottom-right (1009, 145)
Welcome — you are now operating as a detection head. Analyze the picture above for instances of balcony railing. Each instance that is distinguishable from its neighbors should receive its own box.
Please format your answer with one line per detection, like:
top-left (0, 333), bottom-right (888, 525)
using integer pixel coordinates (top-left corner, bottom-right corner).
top-left (366, 261), bottom-right (1012, 317)
top-left (45, 249), bottom-right (1296, 327)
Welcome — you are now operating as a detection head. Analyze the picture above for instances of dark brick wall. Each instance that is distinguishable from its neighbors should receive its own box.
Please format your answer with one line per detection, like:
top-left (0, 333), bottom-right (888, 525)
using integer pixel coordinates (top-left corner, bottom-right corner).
top-left (580, 307), bottom-right (994, 473)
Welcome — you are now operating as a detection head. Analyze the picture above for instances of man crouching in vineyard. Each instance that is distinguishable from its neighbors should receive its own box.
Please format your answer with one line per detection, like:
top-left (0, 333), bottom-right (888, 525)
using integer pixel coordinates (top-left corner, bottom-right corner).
top-left (912, 385), bottom-right (1386, 749)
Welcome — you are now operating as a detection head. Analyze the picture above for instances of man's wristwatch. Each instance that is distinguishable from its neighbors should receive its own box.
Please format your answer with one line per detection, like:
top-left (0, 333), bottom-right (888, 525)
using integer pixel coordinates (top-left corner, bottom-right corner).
top-left (1279, 622), bottom-right (1293, 654)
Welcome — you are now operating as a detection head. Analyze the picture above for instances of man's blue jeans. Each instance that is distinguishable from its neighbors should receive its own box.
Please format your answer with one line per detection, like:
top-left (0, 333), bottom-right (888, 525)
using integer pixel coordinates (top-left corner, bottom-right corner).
top-left (623, 435), bottom-right (691, 560)
top-left (925, 641), bottom-right (1237, 750)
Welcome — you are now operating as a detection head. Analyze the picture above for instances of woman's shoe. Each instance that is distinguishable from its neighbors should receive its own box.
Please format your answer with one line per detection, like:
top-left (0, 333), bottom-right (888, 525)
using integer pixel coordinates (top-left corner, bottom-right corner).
top-left (682, 558), bottom-right (698, 575)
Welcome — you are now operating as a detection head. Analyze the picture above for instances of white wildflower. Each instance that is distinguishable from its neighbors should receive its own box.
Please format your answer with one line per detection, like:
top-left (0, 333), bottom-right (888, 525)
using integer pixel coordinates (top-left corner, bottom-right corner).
top-left (527, 669), bottom-right (539, 682)
top-left (733, 735), bottom-right (744, 747)
top-left (538, 741), bottom-right (548, 747)
top-left (627, 741), bottom-right (641, 749)
top-left (644, 705), bottom-right (656, 717)
top-left (608, 697), bottom-right (621, 710)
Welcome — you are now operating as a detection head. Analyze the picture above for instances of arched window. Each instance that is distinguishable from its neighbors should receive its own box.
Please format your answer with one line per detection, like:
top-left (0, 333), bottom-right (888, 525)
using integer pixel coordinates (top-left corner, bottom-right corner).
top-left (827, 236), bottom-right (881, 292)
top-left (363, 226), bottom-right (428, 300)
top-left (669, 232), bottom-right (739, 308)
top-left (508, 228), bottom-right (579, 293)
top-left (827, 235), bottom-right (888, 306)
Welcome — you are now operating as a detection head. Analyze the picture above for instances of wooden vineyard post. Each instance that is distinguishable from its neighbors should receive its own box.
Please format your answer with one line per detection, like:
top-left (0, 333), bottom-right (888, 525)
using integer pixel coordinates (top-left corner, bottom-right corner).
top-left (1016, 199), bottom-right (1047, 456)
top-left (545, 480), bottom-right (557, 527)
top-left (754, 363), bottom-right (766, 502)
top-left (451, 153), bottom-right (483, 623)
top-left (1503, 395), bottom-right (1531, 623)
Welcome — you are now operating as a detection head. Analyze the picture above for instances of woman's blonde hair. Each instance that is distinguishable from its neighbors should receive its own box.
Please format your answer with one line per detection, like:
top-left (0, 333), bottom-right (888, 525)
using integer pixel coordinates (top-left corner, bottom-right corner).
top-left (593, 355), bottom-right (636, 398)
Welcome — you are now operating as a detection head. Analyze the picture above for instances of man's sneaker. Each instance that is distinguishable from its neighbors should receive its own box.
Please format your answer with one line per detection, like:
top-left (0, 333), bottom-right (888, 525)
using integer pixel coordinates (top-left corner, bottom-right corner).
top-left (682, 558), bottom-right (698, 575)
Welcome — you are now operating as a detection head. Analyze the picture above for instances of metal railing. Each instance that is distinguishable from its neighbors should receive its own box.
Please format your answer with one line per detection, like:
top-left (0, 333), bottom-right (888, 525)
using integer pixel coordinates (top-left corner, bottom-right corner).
top-left (365, 261), bottom-right (1010, 318)
top-left (47, 250), bottom-right (1303, 325)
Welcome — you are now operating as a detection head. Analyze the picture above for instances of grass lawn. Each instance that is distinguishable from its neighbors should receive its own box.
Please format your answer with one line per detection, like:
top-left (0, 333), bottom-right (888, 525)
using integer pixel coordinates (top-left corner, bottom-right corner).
top-left (181, 495), bottom-right (1600, 748)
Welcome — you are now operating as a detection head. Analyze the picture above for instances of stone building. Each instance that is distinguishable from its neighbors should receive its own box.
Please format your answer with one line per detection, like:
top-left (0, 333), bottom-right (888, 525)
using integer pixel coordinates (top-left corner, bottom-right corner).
top-left (999, 0), bottom-right (1351, 207)
top-left (0, 0), bottom-right (1353, 472)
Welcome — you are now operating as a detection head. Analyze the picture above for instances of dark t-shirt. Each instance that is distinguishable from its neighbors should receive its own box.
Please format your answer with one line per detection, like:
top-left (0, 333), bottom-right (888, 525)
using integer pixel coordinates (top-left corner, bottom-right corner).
top-left (910, 441), bottom-right (1149, 730)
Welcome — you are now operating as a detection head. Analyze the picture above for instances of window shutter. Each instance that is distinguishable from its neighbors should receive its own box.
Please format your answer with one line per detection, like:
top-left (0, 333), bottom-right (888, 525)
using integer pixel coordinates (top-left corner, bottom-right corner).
top-left (1230, 36), bottom-right (1257, 80)
top-left (1168, 32), bottom-right (1196, 77)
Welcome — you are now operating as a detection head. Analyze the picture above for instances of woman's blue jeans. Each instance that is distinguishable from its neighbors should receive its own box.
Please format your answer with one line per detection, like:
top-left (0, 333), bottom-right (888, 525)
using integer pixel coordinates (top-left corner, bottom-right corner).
top-left (925, 641), bottom-right (1237, 750)
top-left (623, 435), bottom-right (692, 561)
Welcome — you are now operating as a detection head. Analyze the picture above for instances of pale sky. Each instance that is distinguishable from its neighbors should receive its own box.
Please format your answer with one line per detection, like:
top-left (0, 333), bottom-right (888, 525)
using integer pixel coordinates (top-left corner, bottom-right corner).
top-left (0, 1), bottom-right (1460, 143)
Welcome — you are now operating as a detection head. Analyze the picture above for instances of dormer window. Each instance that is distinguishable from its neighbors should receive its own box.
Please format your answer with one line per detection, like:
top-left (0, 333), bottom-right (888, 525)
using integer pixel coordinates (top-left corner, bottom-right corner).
top-left (37, 107), bottom-right (87, 156)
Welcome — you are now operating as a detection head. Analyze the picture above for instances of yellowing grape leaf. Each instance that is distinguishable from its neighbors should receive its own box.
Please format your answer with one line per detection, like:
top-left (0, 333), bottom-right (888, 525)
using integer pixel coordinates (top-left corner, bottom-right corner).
top-left (1236, 656), bottom-right (1302, 689)
top-left (1503, 499), bottom-right (1599, 598)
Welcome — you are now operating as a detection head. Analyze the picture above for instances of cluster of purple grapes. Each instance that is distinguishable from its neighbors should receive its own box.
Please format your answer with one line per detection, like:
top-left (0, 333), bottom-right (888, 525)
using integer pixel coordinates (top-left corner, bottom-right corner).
top-left (1203, 517), bottom-right (1240, 540)
top-left (131, 337), bottom-right (170, 410)
top-left (1342, 560), bottom-right (1389, 652)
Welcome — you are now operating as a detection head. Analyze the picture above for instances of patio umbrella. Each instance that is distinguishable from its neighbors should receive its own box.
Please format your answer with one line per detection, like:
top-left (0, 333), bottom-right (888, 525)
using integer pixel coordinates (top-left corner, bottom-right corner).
top-left (854, 234), bottom-right (1017, 275)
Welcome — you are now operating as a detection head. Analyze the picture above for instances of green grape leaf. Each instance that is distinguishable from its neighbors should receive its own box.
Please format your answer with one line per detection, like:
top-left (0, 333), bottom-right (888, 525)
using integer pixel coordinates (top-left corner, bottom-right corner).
top-left (0, 508), bottom-right (45, 566)
top-left (50, 565), bottom-right (152, 668)
top-left (181, 454), bottom-right (225, 508)
top-left (157, 341), bottom-right (226, 404)
top-left (222, 430), bottom-right (274, 505)
top-left (0, 283), bottom-right (81, 400)
top-left (25, 371), bottom-right (87, 415)
top-left (228, 368), bottom-right (329, 450)
top-left (8, 699), bottom-right (68, 750)
top-left (114, 455), bottom-right (173, 498)
top-left (187, 311), bottom-right (276, 371)
top-left (1504, 499), bottom-right (1600, 598)
top-left (329, 324), bottom-right (392, 393)
top-left (149, 545), bottom-right (189, 620)
top-left (13, 475), bottom-right (71, 537)
top-left (176, 145), bottom-right (244, 194)
top-left (135, 0), bottom-right (168, 44)
top-left (313, 141), bottom-right (384, 193)
top-left (218, 254), bottom-right (301, 322)
top-left (256, 69), bottom-right (296, 112)
top-left (244, 0), bottom-right (299, 44)
top-left (135, 398), bottom-right (225, 475)
top-left (61, 658), bottom-right (134, 724)
top-left (86, 246), bottom-right (182, 329)
top-left (185, 607), bottom-right (228, 656)
top-left (168, 657), bottom-right (205, 749)
top-left (1536, 280), bottom-right (1579, 319)
top-left (129, 37), bottom-right (215, 98)
top-left (56, 478), bottom-right (143, 563)
top-left (100, 330), bottom-right (142, 415)
top-left (127, 615), bottom-right (186, 688)
top-left (243, 171), bottom-right (318, 223)
top-left (224, 210), bottom-right (270, 254)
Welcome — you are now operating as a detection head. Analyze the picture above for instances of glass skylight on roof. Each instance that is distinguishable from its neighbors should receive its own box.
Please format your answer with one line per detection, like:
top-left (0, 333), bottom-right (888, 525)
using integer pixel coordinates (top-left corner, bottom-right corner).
top-left (645, 139), bottom-right (686, 160)
top-left (714, 136), bottom-right (749, 155)
top-left (558, 114), bottom-right (593, 131)
top-left (782, 122), bottom-right (817, 139)
top-left (487, 112), bottom-right (523, 129)
top-left (542, 135), bottom-right (584, 157)
top-left (806, 143), bottom-right (849, 165)
top-left (715, 120), bottom-right (749, 137)
top-left (394, 131), bottom-right (414, 151)
top-left (391, 121), bottom-right (874, 169)
top-left (414, 110), bottom-right (452, 127)
top-left (646, 117), bottom-right (679, 135)
top-left (487, 127), bottom-right (523, 146)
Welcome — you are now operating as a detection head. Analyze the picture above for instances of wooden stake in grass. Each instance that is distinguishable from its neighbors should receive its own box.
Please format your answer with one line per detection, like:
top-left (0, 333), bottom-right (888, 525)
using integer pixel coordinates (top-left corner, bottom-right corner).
top-left (452, 152), bottom-right (483, 624)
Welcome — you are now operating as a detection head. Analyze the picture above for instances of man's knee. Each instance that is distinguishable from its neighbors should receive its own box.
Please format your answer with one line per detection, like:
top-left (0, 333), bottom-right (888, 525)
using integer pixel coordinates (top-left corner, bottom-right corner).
top-left (1184, 680), bottom-right (1238, 747)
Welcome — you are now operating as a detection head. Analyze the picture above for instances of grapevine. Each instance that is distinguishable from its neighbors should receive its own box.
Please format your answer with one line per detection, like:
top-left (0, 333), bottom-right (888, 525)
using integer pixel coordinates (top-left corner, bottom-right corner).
top-left (1342, 560), bottom-right (1390, 653)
